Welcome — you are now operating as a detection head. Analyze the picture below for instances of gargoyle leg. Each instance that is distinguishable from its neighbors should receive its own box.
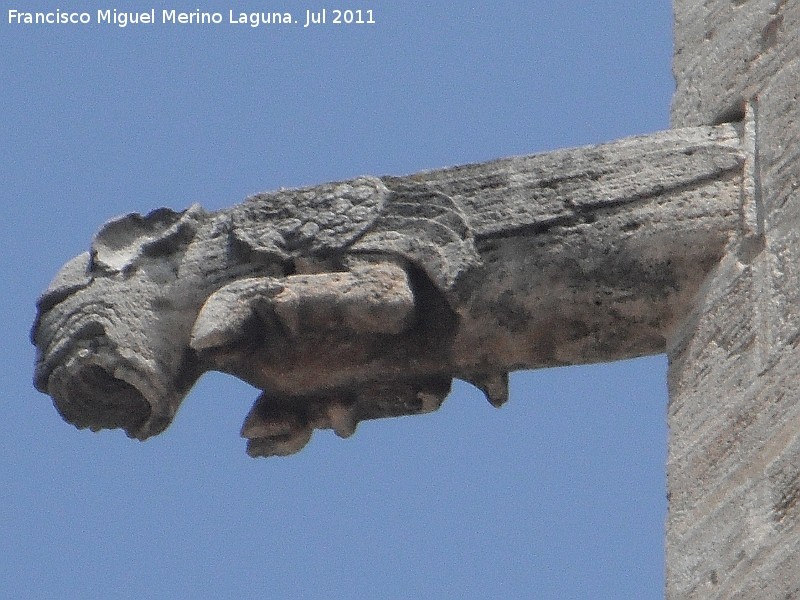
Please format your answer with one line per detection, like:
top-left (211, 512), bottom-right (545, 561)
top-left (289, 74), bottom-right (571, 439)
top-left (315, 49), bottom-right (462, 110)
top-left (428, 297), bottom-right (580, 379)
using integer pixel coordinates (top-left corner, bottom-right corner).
top-left (192, 259), bottom-right (425, 456)
top-left (190, 260), bottom-right (415, 351)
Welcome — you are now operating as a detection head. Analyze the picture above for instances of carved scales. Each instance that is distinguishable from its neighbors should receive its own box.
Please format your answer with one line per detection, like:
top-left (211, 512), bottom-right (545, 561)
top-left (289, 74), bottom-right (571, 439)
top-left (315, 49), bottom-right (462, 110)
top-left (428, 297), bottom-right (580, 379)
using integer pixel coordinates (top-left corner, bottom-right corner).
top-left (32, 124), bottom-right (744, 456)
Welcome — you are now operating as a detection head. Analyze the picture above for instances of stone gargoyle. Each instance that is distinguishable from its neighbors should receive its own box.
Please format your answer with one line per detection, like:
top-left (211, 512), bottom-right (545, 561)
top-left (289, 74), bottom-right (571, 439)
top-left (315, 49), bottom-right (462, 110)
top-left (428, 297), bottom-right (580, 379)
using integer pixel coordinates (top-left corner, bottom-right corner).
top-left (32, 125), bottom-right (745, 456)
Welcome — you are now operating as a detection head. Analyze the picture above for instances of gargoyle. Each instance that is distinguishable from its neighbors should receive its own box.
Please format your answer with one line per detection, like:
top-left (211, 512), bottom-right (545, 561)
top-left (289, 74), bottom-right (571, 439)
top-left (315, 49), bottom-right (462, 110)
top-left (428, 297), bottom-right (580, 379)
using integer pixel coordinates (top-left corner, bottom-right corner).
top-left (33, 125), bottom-right (745, 456)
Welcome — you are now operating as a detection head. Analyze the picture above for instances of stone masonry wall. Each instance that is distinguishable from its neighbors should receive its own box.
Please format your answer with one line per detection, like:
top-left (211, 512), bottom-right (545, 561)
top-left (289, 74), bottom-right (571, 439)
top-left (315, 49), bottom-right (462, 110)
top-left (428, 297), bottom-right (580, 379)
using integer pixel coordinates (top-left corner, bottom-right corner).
top-left (667, 1), bottom-right (800, 598)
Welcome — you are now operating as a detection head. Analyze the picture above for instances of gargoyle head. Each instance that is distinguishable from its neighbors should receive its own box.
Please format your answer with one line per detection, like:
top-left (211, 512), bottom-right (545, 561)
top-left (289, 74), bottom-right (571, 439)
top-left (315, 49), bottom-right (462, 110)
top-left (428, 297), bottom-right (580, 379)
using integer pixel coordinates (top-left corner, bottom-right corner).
top-left (31, 205), bottom-right (208, 439)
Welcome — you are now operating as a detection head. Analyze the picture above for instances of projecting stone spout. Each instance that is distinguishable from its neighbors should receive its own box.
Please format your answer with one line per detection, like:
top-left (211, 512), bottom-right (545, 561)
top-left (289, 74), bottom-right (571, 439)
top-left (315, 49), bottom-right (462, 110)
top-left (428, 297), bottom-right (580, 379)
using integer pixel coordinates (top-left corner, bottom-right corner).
top-left (32, 124), bottom-right (744, 456)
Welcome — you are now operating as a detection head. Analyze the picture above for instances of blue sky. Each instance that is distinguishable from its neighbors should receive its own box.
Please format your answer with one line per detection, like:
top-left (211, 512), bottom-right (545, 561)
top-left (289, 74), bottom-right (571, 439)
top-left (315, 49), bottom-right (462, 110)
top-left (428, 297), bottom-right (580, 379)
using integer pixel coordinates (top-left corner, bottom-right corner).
top-left (3, 2), bottom-right (673, 598)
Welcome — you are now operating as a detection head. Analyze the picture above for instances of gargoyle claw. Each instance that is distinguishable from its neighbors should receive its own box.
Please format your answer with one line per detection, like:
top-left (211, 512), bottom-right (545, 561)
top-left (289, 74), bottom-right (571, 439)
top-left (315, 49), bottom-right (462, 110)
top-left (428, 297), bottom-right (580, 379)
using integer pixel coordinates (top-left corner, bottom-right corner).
top-left (326, 402), bottom-right (359, 438)
top-left (246, 429), bottom-right (314, 458)
top-left (237, 376), bottom-right (454, 457)
top-left (466, 372), bottom-right (510, 408)
top-left (240, 393), bottom-right (358, 456)
top-left (240, 393), bottom-right (314, 457)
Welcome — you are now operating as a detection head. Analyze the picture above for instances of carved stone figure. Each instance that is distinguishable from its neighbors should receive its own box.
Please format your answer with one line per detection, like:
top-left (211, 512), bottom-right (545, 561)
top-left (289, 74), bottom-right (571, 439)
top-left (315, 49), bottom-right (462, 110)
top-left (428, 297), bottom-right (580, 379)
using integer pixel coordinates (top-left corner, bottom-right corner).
top-left (32, 125), bottom-right (744, 456)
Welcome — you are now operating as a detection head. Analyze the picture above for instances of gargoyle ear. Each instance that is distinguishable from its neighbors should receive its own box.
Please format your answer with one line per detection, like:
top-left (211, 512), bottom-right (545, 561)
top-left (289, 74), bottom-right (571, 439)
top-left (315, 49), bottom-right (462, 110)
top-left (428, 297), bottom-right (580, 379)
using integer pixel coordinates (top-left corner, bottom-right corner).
top-left (91, 203), bottom-right (206, 273)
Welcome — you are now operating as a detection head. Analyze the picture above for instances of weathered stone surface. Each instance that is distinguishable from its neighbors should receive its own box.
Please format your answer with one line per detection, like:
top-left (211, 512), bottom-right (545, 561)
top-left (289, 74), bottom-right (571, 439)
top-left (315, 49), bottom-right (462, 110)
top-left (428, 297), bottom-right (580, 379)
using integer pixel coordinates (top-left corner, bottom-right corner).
top-left (32, 125), bottom-right (743, 457)
top-left (672, 0), bottom-right (799, 126)
top-left (668, 1), bottom-right (800, 597)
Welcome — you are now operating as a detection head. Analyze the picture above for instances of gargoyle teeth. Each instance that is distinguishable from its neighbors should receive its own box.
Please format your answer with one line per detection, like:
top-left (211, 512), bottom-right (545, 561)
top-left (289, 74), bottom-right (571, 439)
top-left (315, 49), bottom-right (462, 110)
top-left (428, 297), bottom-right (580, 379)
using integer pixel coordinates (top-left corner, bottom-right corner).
top-left (467, 372), bottom-right (510, 408)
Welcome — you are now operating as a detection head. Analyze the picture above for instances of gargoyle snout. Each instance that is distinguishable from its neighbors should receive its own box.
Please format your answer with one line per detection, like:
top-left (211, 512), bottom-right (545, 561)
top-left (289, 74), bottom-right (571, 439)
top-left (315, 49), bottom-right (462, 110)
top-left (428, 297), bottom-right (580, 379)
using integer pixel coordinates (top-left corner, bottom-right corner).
top-left (32, 289), bottom-right (196, 441)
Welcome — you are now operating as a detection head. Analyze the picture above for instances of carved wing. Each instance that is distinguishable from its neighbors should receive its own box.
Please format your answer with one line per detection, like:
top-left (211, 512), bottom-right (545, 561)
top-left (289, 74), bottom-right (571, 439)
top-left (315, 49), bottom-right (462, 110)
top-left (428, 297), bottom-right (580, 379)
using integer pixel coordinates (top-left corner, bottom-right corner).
top-left (353, 178), bottom-right (481, 294)
top-left (229, 176), bottom-right (390, 264)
